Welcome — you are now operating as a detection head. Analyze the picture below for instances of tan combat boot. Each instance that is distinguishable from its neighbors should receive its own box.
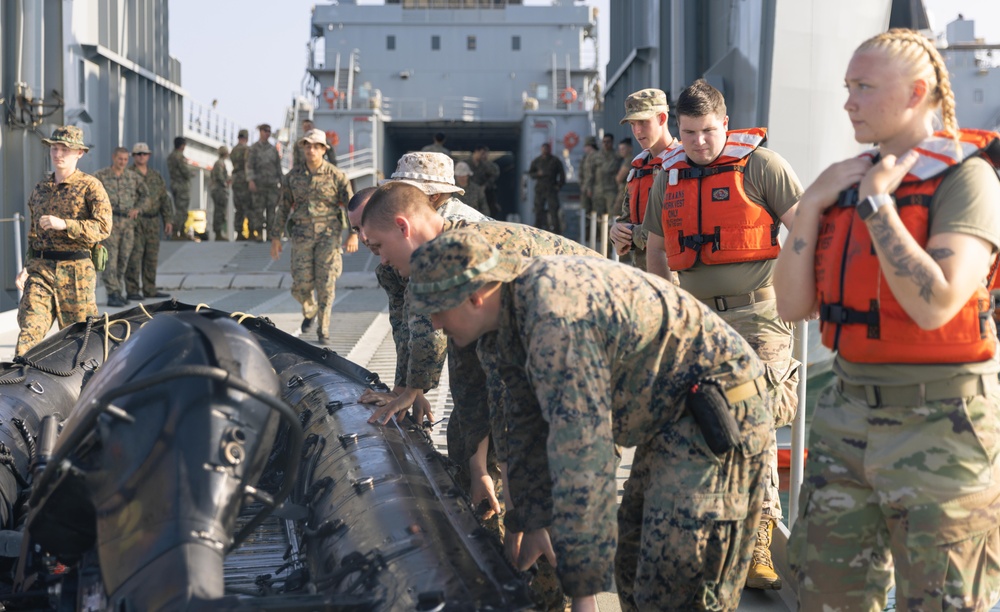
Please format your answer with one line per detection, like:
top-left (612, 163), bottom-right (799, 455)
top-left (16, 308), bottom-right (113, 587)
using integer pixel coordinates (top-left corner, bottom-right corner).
top-left (746, 517), bottom-right (782, 590)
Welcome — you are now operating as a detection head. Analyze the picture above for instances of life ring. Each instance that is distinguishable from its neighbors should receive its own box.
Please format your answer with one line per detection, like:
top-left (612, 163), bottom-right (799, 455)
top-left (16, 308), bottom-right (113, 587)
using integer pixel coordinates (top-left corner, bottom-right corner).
top-left (559, 87), bottom-right (578, 105)
top-left (323, 87), bottom-right (342, 108)
top-left (563, 132), bottom-right (580, 149)
top-left (325, 130), bottom-right (340, 147)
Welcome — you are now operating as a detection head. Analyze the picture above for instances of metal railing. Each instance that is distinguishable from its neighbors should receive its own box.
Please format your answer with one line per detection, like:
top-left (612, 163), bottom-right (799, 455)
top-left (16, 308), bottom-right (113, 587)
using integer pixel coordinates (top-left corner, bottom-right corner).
top-left (1, 213), bottom-right (25, 300)
top-left (186, 100), bottom-right (243, 145)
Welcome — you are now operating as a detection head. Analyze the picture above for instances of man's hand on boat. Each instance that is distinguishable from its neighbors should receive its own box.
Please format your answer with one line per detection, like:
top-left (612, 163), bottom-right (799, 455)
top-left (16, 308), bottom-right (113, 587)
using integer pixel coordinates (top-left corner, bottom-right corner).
top-left (470, 437), bottom-right (501, 520)
top-left (363, 386), bottom-right (434, 426)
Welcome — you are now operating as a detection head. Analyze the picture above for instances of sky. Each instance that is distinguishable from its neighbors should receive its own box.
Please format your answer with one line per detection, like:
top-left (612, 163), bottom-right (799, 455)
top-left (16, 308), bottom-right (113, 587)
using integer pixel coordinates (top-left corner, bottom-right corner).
top-left (168, 0), bottom-right (999, 134)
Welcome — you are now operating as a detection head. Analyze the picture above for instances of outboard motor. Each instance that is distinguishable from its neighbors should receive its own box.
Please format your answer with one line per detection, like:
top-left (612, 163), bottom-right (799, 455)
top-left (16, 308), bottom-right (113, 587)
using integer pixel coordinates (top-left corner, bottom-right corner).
top-left (20, 312), bottom-right (297, 611)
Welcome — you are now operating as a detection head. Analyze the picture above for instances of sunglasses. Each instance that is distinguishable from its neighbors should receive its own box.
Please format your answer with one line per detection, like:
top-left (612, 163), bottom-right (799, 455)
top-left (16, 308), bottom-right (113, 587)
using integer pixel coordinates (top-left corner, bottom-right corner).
top-left (134, 152), bottom-right (150, 156)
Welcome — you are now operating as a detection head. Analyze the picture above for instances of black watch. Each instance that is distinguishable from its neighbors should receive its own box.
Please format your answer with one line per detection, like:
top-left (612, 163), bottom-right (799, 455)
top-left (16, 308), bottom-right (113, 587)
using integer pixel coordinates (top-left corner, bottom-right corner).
top-left (857, 193), bottom-right (894, 221)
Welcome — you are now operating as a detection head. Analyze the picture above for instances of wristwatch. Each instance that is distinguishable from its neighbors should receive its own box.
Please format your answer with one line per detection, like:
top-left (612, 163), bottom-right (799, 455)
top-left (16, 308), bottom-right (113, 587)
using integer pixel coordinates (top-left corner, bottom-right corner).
top-left (857, 193), bottom-right (894, 221)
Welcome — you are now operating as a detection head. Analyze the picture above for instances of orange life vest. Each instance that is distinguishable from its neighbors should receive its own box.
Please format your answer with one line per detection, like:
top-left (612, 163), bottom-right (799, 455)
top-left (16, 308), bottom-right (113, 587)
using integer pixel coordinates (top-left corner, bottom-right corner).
top-left (816, 129), bottom-right (1000, 364)
top-left (625, 145), bottom-right (674, 225)
top-left (659, 128), bottom-right (780, 271)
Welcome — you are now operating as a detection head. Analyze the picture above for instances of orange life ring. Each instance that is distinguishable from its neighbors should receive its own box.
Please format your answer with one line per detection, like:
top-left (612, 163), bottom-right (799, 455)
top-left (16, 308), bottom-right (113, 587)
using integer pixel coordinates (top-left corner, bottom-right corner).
top-left (325, 130), bottom-right (340, 147)
top-left (323, 86), bottom-right (341, 108)
top-left (560, 87), bottom-right (578, 105)
top-left (563, 132), bottom-right (580, 149)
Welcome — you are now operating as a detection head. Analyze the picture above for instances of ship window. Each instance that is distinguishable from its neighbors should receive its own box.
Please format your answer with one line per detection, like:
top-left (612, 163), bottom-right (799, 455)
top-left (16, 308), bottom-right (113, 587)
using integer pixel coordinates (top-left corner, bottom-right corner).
top-left (432, 35), bottom-right (440, 51)
top-left (387, 35), bottom-right (396, 51)
top-left (467, 36), bottom-right (477, 51)
top-left (512, 36), bottom-right (521, 51)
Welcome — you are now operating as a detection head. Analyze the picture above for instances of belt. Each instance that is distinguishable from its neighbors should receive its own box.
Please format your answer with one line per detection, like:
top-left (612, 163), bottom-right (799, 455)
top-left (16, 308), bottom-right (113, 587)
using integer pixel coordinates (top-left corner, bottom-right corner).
top-left (37, 250), bottom-right (90, 261)
top-left (140, 212), bottom-right (160, 219)
top-left (837, 374), bottom-right (998, 408)
top-left (705, 286), bottom-right (776, 312)
top-left (726, 376), bottom-right (768, 404)
top-left (112, 210), bottom-right (132, 218)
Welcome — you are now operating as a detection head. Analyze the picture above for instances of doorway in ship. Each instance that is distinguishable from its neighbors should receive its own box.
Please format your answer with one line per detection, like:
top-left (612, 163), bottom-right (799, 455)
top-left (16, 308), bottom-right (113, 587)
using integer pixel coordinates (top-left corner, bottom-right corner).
top-left (381, 122), bottom-right (522, 221)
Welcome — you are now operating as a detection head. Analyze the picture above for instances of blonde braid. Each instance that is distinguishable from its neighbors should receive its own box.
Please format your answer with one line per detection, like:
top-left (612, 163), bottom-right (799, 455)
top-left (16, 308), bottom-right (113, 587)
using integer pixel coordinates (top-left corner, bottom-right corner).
top-left (856, 28), bottom-right (960, 141)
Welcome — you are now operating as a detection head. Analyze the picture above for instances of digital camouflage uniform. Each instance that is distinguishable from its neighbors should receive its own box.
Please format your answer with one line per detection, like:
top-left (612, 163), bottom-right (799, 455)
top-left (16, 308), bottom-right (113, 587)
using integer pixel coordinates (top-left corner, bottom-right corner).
top-left (125, 166), bottom-right (173, 298)
top-left (210, 156), bottom-right (230, 236)
top-left (94, 165), bottom-right (147, 299)
top-left (230, 141), bottom-right (251, 237)
top-left (528, 152), bottom-right (565, 234)
top-left (17, 170), bottom-right (112, 355)
top-left (246, 139), bottom-right (282, 239)
top-left (167, 148), bottom-right (193, 233)
top-left (292, 136), bottom-right (337, 171)
top-left (274, 160), bottom-right (353, 338)
top-left (457, 180), bottom-right (489, 216)
top-left (408, 238), bottom-right (771, 610)
top-left (469, 157), bottom-right (500, 218)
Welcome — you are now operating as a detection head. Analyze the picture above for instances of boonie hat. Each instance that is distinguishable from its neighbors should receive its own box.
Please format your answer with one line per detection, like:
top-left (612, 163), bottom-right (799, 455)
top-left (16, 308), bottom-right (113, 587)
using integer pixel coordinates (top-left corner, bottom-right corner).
top-left (383, 152), bottom-right (464, 196)
top-left (131, 142), bottom-right (151, 155)
top-left (619, 88), bottom-right (668, 125)
top-left (454, 161), bottom-right (473, 177)
top-left (238, 129), bottom-right (249, 138)
top-left (42, 126), bottom-right (89, 151)
top-left (409, 229), bottom-right (525, 315)
top-left (298, 128), bottom-right (330, 149)
top-left (218, 145), bottom-right (229, 156)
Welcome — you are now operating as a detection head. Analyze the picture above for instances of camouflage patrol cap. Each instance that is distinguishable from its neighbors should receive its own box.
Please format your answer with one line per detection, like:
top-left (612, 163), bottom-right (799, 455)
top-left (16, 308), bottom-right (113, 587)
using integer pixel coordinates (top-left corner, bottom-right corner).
top-left (131, 142), bottom-right (151, 154)
top-left (382, 152), bottom-right (464, 196)
top-left (218, 145), bottom-right (229, 156)
top-left (409, 229), bottom-right (525, 315)
top-left (238, 129), bottom-right (249, 138)
top-left (42, 126), bottom-right (89, 151)
top-left (298, 128), bottom-right (330, 149)
top-left (619, 88), bottom-right (668, 124)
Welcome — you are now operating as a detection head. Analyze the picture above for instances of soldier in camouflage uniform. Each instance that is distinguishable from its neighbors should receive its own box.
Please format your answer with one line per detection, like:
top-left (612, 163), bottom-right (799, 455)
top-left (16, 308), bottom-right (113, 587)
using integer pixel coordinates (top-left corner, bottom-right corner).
top-left (270, 129), bottom-right (354, 343)
top-left (578, 136), bottom-right (597, 225)
top-left (167, 136), bottom-right (193, 239)
top-left (124, 142), bottom-right (173, 301)
top-left (587, 133), bottom-right (622, 217)
top-left (454, 162), bottom-right (489, 215)
top-left (420, 132), bottom-right (451, 156)
top-left (527, 143), bottom-right (565, 233)
top-left (230, 129), bottom-right (251, 240)
top-left (360, 181), bottom-right (594, 612)
top-left (15, 126), bottom-right (112, 355)
top-left (209, 146), bottom-right (231, 241)
top-left (247, 123), bottom-right (282, 241)
top-left (408, 229), bottom-right (772, 611)
top-left (469, 145), bottom-right (501, 219)
top-left (95, 146), bottom-right (147, 307)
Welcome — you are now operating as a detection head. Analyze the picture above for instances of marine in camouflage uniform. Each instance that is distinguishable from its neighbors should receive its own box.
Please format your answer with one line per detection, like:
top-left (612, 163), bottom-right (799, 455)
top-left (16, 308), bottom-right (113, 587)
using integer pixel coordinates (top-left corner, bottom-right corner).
top-left (454, 162), bottom-right (489, 216)
top-left (588, 134), bottom-right (622, 217)
top-left (16, 126), bottom-right (112, 355)
top-left (408, 230), bottom-right (771, 611)
top-left (469, 146), bottom-right (501, 219)
top-left (246, 124), bottom-right (282, 241)
top-left (230, 130), bottom-right (251, 240)
top-left (272, 129), bottom-right (353, 342)
top-left (578, 137), bottom-right (597, 217)
top-left (209, 146), bottom-right (231, 240)
top-left (125, 142), bottom-right (173, 300)
top-left (95, 148), bottom-right (147, 306)
top-left (527, 143), bottom-right (565, 234)
top-left (167, 137), bottom-right (193, 238)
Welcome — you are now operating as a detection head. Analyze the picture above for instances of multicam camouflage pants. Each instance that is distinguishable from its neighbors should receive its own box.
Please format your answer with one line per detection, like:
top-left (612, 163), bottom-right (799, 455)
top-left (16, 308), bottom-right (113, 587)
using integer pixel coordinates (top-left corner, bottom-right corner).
top-left (789, 382), bottom-right (1000, 611)
top-left (172, 187), bottom-right (191, 234)
top-left (615, 407), bottom-right (768, 611)
top-left (125, 215), bottom-right (164, 297)
top-left (533, 187), bottom-right (561, 234)
top-left (16, 258), bottom-right (97, 356)
top-left (232, 180), bottom-right (251, 237)
top-left (717, 298), bottom-right (798, 522)
top-left (103, 215), bottom-right (135, 298)
top-left (250, 183), bottom-right (279, 240)
top-left (289, 222), bottom-right (343, 337)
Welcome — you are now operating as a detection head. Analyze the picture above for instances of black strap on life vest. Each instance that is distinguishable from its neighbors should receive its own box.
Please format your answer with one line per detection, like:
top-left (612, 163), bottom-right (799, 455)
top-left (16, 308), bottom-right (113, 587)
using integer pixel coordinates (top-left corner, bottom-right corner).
top-left (633, 167), bottom-right (656, 179)
top-left (678, 165), bottom-right (745, 180)
top-left (678, 228), bottom-right (721, 253)
top-left (820, 300), bottom-right (881, 339)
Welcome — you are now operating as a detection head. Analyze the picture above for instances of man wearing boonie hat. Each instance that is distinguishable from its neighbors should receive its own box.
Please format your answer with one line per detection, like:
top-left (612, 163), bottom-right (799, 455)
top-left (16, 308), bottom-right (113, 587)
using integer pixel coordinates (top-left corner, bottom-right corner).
top-left (359, 182), bottom-right (596, 610)
top-left (270, 128), bottom-right (354, 344)
top-left (230, 129), bottom-right (251, 239)
top-left (454, 161), bottom-right (488, 216)
top-left (124, 142), bottom-right (173, 302)
top-left (408, 228), bottom-right (772, 611)
top-left (609, 88), bottom-right (678, 271)
top-left (209, 145), bottom-right (232, 241)
top-left (95, 146), bottom-right (148, 307)
top-left (246, 123), bottom-right (281, 241)
top-left (14, 125), bottom-right (112, 355)
top-left (642, 79), bottom-right (804, 591)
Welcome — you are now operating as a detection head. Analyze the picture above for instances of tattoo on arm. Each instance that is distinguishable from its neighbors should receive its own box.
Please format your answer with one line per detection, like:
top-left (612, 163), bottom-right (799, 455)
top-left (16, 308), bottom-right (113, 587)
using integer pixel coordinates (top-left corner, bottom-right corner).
top-left (866, 215), bottom-right (936, 303)
top-left (927, 247), bottom-right (954, 261)
top-left (793, 238), bottom-right (807, 254)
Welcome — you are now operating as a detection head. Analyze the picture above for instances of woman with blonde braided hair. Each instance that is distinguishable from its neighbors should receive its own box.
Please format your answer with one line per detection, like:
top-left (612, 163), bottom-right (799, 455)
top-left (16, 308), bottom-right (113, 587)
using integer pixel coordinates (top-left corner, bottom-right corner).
top-left (774, 28), bottom-right (1000, 609)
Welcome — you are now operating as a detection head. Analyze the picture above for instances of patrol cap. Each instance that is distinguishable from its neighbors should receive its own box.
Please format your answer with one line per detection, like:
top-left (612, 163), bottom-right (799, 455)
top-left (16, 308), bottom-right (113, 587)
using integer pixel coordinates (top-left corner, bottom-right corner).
top-left (619, 88), bottom-right (668, 125)
top-left (298, 128), bottom-right (330, 149)
top-left (238, 129), bottom-right (249, 138)
top-left (454, 161), bottom-right (473, 177)
top-left (131, 142), bottom-right (151, 155)
top-left (409, 229), bottom-right (526, 315)
top-left (42, 126), bottom-right (89, 151)
top-left (218, 145), bottom-right (229, 156)
top-left (381, 152), bottom-right (464, 196)
top-left (257, 123), bottom-right (272, 131)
